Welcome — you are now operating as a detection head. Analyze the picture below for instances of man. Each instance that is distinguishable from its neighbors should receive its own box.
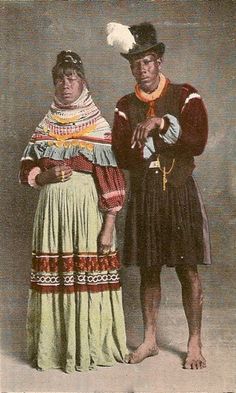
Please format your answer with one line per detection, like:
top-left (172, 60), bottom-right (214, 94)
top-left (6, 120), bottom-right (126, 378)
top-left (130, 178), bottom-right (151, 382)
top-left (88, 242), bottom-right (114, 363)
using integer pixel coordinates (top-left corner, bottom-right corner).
top-left (107, 22), bottom-right (211, 370)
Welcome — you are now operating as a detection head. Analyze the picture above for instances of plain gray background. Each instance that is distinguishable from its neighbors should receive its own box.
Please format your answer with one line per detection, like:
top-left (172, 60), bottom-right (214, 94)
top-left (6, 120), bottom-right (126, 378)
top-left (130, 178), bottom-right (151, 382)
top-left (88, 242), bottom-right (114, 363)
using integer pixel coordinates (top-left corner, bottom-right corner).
top-left (0, 1), bottom-right (235, 392)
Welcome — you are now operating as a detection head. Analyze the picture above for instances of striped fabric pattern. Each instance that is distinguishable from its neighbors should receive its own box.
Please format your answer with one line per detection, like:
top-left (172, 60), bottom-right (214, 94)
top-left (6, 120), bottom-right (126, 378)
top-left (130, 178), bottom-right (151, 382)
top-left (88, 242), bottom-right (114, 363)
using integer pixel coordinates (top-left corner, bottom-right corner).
top-left (32, 87), bottom-right (112, 145)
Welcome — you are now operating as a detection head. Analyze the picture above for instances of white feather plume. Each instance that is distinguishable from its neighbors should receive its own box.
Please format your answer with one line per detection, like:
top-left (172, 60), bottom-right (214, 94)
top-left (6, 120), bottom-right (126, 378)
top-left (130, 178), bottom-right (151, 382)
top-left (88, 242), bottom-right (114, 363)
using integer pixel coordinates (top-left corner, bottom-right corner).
top-left (106, 22), bottom-right (136, 54)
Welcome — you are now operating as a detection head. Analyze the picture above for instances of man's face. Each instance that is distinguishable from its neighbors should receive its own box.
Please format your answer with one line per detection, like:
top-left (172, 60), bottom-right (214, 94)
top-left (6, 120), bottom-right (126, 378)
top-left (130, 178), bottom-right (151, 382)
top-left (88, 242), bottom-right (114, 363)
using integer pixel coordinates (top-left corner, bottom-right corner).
top-left (130, 52), bottom-right (162, 93)
top-left (54, 69), bottom-right (84, 105)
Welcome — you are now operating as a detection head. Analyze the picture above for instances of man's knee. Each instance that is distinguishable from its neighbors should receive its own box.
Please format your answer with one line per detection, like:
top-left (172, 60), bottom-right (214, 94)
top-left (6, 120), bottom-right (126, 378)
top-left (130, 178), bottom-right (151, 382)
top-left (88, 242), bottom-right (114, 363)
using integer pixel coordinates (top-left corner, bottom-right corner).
top-left (176, 265), bottom-right (201, 287)
top-left (140, 266), bottom-right (162, 288)
top-left (176, 265), bottom-right (204, 304)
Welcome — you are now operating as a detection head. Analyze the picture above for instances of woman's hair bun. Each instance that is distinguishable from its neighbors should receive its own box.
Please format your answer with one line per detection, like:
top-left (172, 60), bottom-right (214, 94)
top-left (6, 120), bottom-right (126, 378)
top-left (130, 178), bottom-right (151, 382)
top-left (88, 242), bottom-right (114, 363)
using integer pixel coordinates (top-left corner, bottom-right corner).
top-left (52, 50), bottom-right (85, 82)
top-left (56, 50), bottom-right (82, 66)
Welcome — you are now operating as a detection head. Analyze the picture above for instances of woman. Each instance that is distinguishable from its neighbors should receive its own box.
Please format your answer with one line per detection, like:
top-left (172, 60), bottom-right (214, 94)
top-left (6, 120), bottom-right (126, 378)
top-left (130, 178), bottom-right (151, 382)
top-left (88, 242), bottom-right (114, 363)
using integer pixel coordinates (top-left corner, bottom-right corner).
top-left (19, 50), bottom-right (127, 372)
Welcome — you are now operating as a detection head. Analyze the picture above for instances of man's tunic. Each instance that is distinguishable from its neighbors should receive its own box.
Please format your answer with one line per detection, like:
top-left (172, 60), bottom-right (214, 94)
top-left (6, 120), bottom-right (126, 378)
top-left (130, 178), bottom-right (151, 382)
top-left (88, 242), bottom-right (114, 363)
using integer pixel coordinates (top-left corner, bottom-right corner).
top-left (112, 81), bottom-right (211, 277)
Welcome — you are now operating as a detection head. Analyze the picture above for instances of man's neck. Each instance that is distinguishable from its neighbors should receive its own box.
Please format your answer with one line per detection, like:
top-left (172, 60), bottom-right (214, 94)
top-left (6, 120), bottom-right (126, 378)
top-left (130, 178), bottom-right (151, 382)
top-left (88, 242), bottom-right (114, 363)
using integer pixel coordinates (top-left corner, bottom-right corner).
top-left (141, 76), bottom-right (160, 94)
top-left (135, 73), bottom-right (166, 103)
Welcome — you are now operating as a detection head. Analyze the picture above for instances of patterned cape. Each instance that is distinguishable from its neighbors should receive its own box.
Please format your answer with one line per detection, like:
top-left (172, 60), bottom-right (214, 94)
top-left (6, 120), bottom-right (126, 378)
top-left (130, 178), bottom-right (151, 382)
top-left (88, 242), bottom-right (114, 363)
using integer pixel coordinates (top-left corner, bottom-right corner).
top-left (21, 86), bottom-right (117, 167)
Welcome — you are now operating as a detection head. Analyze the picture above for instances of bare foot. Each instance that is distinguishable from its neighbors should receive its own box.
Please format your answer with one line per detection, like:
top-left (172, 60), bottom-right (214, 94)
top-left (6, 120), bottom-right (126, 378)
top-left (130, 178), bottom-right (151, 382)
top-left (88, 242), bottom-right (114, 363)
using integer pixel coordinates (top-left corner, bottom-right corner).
top-left (184, 345), bottom-right (206, 370)
top-left (125, 342), bottom-right (159, 364)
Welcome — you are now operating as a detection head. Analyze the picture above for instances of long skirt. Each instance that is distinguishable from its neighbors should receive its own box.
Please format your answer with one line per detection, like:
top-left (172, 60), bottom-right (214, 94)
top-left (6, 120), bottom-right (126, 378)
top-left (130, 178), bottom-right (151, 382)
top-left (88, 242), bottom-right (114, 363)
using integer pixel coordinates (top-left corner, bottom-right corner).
top-left (123, 170), bottom-right (211, 282)
top-left (27, 172), bottom-right (127, 373)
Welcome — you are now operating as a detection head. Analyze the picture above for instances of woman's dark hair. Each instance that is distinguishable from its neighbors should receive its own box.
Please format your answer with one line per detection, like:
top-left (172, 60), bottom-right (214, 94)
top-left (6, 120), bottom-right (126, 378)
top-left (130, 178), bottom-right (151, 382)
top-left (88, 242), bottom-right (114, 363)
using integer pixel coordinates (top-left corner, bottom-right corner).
top-left (52, 50), bottom-right (85, 84)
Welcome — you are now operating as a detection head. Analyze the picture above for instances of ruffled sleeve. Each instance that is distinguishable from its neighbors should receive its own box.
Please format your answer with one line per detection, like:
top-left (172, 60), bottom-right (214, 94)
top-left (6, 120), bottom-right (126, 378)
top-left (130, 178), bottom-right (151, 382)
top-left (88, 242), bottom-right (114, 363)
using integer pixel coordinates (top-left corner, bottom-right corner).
top-left (19, 142), bottom-right (40, 185)
top-left (93, 164), bottom-right (125, 212)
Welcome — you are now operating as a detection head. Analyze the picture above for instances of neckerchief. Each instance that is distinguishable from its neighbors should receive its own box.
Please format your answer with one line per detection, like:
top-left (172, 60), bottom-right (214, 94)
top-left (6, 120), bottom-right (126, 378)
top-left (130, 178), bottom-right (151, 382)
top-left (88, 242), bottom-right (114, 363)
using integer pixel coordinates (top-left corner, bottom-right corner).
top-left (135, 73), bottom-right (167, 117)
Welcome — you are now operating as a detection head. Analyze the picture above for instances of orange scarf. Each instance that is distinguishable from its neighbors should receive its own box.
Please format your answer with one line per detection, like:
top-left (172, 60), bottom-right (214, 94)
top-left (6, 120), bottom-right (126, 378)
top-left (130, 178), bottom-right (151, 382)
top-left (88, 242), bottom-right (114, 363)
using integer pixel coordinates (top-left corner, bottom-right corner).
top-left (135, 73), bottom-right (167, 117)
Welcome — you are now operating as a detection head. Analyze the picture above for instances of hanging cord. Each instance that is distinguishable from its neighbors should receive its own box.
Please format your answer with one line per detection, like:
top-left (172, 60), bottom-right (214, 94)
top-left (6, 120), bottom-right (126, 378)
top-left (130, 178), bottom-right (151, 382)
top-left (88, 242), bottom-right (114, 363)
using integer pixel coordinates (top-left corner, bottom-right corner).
top-left (154, 155), bottom-right (175, 191)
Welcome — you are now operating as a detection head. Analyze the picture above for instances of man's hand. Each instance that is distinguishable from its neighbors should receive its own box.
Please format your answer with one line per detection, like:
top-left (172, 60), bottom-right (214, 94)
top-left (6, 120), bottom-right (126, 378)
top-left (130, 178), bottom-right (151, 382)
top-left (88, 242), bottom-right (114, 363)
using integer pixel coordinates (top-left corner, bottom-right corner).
top-left (36, 164), bottom-right (72, 186)
top-left (131, 117), bottom-right (163, 148)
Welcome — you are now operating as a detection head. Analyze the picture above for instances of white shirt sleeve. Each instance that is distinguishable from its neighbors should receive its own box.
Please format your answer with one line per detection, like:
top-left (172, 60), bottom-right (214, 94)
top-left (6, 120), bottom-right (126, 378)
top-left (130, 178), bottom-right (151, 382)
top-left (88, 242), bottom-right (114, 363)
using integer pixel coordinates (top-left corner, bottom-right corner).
top-left (159, 114), bottom-right (181, 144)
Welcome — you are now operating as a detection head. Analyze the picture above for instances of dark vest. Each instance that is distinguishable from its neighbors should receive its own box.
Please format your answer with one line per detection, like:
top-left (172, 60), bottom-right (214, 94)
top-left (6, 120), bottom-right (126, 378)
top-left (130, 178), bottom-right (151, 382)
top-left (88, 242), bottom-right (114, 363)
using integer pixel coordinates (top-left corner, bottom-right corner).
top-left (126, 83), bottom-right (195, 189)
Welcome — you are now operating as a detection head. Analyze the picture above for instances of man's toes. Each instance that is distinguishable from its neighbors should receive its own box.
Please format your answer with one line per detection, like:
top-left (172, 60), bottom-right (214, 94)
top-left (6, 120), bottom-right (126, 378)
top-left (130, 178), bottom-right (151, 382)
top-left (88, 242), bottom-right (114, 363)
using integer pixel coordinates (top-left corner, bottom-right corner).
top-left (125, 351), bottom-right (140, 364)
top-left (184, 358), bottom-right (198, 369)
top-left (196, 360), bottom-right (205, 369)
top-left (125, 344), bottom-right (159, 365)
top-left (184, 356), bottom-right (207, 370)
top-left (124, 354), bottom-right (132, 364)
top-left (196, 360), bottom-right (203, 369)
top-left (184, 359), bottom-right (191, 369)
top-left (128, 354), bottom-right (136, 364)
top-left (191, 361), bottom-right (197, 370)
top-left (199, 359), bottom-right (207, 369)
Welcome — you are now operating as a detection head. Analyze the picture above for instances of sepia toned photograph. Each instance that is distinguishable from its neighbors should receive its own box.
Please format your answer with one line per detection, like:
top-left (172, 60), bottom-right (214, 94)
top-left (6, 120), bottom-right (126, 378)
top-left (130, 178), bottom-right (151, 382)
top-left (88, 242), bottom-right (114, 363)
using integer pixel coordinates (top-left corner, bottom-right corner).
top-left (0, 1), bottom-right (235, 392)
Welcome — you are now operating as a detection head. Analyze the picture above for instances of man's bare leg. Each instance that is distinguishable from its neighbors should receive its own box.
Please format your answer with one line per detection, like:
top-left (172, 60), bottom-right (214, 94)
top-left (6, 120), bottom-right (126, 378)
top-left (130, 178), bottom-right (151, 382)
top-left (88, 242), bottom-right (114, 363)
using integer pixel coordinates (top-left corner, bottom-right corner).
top-left (128, 269), bottom-right (161, 364)
top-left (176, 264), bottom-right (206, 369)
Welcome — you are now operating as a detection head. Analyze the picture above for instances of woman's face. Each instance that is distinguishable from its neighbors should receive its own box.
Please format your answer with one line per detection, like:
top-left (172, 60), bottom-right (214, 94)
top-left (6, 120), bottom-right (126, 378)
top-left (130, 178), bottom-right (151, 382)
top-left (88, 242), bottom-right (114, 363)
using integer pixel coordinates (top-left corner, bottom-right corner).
top-left (54, 68), bottom-right (84, 105)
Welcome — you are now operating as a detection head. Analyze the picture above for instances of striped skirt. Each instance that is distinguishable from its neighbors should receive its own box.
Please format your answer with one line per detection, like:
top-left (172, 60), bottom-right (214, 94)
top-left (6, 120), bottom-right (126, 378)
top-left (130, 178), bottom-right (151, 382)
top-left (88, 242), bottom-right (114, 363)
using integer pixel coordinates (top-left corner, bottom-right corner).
top-left (27, 172), bottom-right (127, 372)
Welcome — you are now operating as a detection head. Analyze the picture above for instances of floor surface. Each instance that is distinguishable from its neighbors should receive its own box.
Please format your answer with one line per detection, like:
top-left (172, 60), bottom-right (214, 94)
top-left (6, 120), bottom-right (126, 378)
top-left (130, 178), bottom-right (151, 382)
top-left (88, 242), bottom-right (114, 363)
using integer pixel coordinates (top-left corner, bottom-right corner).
top-left (1, 265), bottom-right (236, 393)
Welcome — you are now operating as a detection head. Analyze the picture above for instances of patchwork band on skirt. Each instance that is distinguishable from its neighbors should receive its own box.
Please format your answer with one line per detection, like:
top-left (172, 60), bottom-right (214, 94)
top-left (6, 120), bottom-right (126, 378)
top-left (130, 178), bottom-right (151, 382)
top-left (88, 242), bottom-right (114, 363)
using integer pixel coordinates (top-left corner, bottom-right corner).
top-left (27, 172), bottom-right (127, 372)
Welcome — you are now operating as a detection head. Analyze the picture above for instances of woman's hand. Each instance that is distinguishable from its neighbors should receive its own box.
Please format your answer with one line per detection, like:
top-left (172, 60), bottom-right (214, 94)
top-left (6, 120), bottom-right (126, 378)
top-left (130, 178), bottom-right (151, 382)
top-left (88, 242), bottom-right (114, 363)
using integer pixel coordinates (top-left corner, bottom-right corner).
top-left (36, 164), bottom-right (72, 186)
top-left (98, 229), bottom-right (113, 255)
top-left (131, 117), bottom-right (163, 148)
top-left (98, 213), bottom-right (116, 255)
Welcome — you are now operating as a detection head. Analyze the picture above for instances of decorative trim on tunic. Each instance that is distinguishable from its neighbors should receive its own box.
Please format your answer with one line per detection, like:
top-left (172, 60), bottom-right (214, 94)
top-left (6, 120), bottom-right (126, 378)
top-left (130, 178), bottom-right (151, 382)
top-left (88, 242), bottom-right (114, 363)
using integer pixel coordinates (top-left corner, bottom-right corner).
top-left (28, 166), bottom-right (42, 189)
top-left (181, 92), bottom-right (201, 112)
top-left (114, 108), bottom-right (128, 120)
